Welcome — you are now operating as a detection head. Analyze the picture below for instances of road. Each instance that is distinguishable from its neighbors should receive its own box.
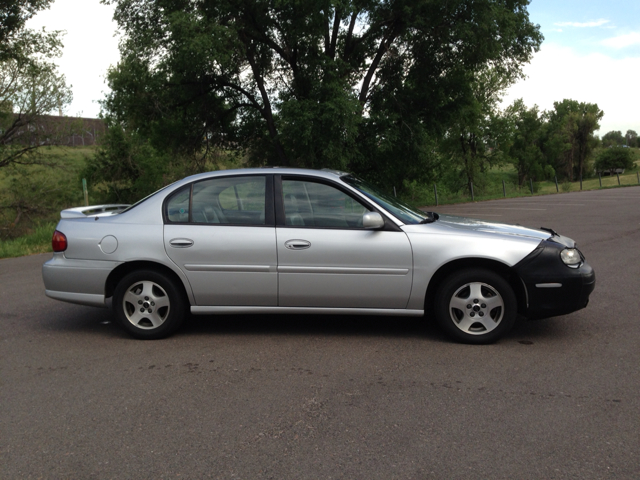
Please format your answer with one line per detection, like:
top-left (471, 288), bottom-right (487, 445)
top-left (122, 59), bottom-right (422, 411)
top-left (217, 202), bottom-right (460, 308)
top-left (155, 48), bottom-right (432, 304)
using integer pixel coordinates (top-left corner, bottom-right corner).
top-left (1, 187), bottom-right (639, 479)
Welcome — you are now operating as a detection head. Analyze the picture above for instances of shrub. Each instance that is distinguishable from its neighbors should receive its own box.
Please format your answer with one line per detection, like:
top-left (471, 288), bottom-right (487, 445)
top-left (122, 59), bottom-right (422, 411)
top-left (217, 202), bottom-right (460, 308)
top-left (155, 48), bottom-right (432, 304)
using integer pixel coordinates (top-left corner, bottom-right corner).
top-left (595, 147), bottom-right (634, 173)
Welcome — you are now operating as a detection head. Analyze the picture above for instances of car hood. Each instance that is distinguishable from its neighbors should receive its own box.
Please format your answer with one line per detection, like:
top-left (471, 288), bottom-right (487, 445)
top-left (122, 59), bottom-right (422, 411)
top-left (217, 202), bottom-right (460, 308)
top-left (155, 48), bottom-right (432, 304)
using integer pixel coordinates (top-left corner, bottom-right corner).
top-left (436, 214), bottom-right (550, 239)
top-left (405, 214), bottom-right (576, 248)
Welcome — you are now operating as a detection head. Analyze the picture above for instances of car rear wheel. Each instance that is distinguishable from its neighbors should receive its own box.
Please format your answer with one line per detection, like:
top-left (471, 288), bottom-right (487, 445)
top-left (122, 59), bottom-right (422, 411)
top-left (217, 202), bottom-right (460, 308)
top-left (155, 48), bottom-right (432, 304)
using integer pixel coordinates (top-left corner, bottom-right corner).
top-left (113, 270), bottom-right (186, 339)
top-left (434, 269), bottom-right (517, 344)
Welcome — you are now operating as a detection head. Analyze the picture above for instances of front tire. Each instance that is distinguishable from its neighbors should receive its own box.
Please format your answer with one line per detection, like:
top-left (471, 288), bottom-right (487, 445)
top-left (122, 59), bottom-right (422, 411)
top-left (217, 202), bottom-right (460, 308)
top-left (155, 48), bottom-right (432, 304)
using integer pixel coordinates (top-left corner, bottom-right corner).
top-left (113, 270), bottom-right (186, 339)
top-left (434, 269), bottom-right (517, 344)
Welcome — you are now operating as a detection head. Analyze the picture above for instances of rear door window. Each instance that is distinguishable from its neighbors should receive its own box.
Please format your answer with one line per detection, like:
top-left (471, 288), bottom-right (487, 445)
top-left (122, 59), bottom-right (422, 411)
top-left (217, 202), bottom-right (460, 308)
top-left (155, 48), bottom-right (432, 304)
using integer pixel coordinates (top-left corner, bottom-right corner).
top-left (166, 176), bottom-right (268, 225)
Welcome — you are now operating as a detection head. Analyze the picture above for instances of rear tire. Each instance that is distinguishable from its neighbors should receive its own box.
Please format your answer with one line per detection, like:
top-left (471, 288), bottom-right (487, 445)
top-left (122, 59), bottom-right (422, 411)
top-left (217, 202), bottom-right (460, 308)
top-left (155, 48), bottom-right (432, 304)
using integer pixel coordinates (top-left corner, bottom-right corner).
top-left (434, 269), bottom-right (517, 344)
top-left (113, 270), bottom-right (186, 339)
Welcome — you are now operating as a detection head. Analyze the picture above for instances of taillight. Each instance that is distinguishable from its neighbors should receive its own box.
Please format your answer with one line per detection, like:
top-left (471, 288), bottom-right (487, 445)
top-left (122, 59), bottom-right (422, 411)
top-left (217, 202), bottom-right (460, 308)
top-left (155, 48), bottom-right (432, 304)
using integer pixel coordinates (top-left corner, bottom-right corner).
top-left (52, 230), bottom-right (67, 252)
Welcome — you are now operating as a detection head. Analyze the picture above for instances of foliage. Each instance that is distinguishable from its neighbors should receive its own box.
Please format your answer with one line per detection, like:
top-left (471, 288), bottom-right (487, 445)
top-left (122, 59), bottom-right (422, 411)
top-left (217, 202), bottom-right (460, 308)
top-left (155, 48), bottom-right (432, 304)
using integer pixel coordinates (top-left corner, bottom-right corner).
top-left (504, 99), bottom-right (550, 185)
top-left (83, 117), bottom-right (241, 204)
top-left (83, 121), bottom-right (178, 204)
top-left (0, 152), bottom-right (86, 238)
top-left (101, 0), bottom-right (542, 189)
top-left (625, 130), bottom-right (638, 148)
top-left (541, 99), bottom-right (603, 181)
top-left (0, 0), bottom-right (53, 61)
top-left (437, 68), bottom-right (514, 194)
top-left (0, 219), bottom-right (56, 258)
top-left (601, 130), bottom-right (625, 148)
top-left (594, 147), bottom-right (635, 173)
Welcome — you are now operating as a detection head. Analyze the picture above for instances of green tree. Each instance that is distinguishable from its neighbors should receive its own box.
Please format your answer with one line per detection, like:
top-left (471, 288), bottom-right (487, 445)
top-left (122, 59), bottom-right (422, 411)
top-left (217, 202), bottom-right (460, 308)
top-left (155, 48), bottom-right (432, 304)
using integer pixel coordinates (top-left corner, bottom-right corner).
top-left (625, 129), bottom-right (638, 148)
top-left (0, 27), bottom-right (73, 169)
top-left (542, 100), bottom-right (603, 181)
top-left (438, 68), bottom-right (514, 194)
top-left (0, 0), bottom-right (53, 60)
top-left (595, 146), bottom-right (634, 173)
top-left (601, 130), bottom-right (624, 148)
top-left (101, 0), bottom-right (542, 187)
top-left (505, 99), bottom-right (548, 185)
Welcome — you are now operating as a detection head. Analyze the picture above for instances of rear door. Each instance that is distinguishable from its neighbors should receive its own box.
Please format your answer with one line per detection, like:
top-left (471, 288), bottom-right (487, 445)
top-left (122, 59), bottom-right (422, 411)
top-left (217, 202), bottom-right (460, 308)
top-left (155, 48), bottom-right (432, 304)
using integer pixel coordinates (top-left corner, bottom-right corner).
top-left (275, 176), bottom-right (413, 309)
top-left (164, 174), bottom-right (277, 306)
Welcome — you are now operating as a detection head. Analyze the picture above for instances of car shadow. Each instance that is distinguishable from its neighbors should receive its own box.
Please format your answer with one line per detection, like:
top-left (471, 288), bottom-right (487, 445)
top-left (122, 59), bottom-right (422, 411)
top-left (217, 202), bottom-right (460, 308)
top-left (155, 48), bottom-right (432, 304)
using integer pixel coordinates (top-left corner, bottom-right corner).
top-left (181, 312), bottom-right (447, 340)
top-left (42, 304), bottom-right (451, 342)
top-left (40, 303), bottom-right (574, 345)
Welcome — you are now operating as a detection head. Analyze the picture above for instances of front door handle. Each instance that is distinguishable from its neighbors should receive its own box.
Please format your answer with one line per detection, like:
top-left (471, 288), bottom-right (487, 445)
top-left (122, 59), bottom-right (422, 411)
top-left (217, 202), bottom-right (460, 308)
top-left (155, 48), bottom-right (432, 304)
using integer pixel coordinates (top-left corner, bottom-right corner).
top-left (284, 239), bottom-right (311, 250)
top-left (169, 238), bottom-right (194, 248)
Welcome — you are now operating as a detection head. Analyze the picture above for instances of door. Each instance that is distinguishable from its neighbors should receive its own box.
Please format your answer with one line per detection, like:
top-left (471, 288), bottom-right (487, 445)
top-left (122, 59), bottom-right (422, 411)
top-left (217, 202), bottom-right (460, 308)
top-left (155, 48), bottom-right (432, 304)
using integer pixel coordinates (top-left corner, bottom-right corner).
top-left (276, 178), bottom-right (413, 308)
top-left (164, 175), bottom-right (277, 306)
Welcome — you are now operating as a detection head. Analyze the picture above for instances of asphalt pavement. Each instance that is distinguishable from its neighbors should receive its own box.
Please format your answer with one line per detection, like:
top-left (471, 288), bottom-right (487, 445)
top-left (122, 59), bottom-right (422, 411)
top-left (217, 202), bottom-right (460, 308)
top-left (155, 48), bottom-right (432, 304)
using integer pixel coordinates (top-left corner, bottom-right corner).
top-left (1, 187), bottom-right (639, 479)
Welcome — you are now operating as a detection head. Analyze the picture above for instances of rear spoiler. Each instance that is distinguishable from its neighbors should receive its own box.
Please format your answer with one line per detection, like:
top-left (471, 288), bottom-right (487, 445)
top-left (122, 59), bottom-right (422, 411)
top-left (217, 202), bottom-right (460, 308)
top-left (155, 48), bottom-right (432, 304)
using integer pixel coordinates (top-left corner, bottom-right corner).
top-left (60, 204), bottom-right (130, 219)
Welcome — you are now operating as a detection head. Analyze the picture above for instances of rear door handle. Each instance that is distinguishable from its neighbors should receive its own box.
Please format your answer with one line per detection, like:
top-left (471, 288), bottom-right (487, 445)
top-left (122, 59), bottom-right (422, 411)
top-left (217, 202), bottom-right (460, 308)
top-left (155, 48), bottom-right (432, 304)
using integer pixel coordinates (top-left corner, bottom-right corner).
top-left (169, 238), bottom-right (194, 248)
top-left (284, 239), bottom-right (311, 250)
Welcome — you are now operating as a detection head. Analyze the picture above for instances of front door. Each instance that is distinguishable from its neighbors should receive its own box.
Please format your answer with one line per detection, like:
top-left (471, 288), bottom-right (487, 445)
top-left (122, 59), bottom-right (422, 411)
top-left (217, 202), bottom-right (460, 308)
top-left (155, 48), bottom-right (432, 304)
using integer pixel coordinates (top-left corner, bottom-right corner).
top-left (276, 177), bottom-right (413, 309)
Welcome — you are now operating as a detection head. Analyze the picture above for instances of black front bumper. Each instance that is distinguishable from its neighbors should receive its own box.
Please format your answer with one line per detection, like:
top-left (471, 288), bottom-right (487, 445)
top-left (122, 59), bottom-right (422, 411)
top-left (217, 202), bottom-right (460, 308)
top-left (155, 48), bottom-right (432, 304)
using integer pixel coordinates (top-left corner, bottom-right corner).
top-left (514, 240), bottom-right (596, 319)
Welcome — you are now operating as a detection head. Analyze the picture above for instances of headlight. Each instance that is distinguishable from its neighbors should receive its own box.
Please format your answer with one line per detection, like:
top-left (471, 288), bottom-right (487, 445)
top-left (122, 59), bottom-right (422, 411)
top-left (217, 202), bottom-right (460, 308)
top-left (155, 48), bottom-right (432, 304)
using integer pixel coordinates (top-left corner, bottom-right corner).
top-left (560, 248), bottom-right (582, 267)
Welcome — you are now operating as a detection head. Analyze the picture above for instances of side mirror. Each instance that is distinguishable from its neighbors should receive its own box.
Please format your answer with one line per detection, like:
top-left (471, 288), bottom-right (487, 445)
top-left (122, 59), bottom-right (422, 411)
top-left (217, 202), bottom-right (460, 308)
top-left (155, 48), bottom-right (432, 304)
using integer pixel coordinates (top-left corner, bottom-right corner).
top-left (362, 211), bottom-right (385, 229)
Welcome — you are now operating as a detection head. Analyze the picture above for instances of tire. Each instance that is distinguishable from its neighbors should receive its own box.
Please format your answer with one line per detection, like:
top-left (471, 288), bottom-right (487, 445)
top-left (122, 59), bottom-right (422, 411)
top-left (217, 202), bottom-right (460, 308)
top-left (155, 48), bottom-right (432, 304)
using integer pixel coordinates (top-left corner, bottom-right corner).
top-left (113, 270), bottom-right (186, 340)
top-left (434, 268), bottom-right (517, 344)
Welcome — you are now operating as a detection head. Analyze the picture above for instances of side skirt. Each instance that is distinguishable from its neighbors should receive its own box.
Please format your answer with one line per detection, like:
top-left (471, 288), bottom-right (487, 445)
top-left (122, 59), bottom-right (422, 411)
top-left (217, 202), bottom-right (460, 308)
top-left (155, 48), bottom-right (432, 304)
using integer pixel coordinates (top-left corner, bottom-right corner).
top-left (191, 306), bottom-right (424, 316)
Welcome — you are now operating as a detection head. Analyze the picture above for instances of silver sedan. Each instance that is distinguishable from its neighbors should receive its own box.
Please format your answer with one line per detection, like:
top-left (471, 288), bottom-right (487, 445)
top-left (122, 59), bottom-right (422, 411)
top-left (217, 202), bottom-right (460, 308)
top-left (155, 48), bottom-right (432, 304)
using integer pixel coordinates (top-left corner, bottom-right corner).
top-left (42, 168), bottom-right (595, 343)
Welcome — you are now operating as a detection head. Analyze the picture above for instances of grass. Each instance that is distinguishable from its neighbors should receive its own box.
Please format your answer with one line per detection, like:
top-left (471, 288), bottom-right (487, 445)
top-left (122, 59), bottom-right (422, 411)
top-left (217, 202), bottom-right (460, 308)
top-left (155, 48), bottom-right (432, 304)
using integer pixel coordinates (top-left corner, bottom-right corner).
top-left (0, 145), bottom-right (94, 245)
top-left (0, 221), bottom-right (57, 259)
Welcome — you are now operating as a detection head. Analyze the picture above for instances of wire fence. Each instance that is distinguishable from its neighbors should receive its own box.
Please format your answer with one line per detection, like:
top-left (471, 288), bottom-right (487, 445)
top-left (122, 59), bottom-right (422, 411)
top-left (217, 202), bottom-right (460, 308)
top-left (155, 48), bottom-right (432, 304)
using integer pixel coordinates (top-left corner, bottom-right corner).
top-left (407, 170), bottom-right (640, 207)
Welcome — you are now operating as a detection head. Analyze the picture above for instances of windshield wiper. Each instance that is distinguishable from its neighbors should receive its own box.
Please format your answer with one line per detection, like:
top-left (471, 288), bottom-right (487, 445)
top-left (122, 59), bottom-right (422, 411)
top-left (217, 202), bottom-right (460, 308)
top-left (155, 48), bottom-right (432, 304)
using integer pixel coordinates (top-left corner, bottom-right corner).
top-left (419, 212), bottom-right (439, 224)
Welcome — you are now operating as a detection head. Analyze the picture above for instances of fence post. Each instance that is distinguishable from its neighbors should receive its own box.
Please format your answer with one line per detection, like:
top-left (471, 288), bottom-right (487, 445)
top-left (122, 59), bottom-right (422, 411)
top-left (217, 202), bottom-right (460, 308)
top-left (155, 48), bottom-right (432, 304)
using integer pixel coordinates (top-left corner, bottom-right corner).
top-left (529, 178), bottom-right (533, 195)
top-left (470, 182), bottom-right (475, 201)
top-left (617, 173), bottom-right (621, 185)
top-left (579, 174), bottom-right (583, 191)
top-left (502, 180), bottom-right (506, 197)
top-left (433, 184), bottom-right (438, 206)
top-left (393, 186), bottom-right (397, 198)
top-left (82, 178), bottom-right (89, 206)
top-left (554, 176), bottom-right (559, 192)
top-left (599, 172), bottom-right (602, 187)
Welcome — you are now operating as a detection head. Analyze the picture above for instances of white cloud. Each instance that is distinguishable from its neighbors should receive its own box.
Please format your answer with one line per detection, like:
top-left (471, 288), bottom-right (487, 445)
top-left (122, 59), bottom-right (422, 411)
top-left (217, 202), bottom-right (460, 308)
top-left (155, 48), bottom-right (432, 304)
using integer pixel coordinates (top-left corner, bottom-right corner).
top-left (554, 19), bottom-right (610, 28)
top-left (601, 31), bottom-right (640, 49)
top-left (501, 43), bottom-right (640, 135)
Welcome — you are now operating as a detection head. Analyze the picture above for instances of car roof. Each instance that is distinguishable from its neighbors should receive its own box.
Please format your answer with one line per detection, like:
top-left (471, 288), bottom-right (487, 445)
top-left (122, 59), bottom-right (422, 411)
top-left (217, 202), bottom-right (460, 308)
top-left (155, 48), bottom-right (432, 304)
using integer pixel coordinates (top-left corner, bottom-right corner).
top-left (179, 167), bottom-right (347, 185)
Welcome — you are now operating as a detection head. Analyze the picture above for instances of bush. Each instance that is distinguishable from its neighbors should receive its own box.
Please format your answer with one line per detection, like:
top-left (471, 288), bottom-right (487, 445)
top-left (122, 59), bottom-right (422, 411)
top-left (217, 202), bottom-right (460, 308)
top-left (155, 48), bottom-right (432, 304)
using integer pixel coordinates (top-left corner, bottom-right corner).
top-left (595, 147), bottom-right (634, 173)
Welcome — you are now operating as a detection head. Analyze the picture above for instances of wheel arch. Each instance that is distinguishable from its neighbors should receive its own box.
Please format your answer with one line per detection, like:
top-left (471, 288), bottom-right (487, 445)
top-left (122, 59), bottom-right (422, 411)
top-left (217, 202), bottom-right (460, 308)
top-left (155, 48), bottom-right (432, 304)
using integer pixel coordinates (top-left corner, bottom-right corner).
top-left (424, 258), bottom-right (526, 318)
top-left (105, 261), bottom-right (192, 304)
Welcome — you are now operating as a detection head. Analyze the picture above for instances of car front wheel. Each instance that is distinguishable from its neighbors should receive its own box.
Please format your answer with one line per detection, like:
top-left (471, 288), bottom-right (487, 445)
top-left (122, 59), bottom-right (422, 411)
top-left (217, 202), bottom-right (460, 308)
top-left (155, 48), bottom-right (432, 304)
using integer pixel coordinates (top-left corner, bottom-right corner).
top-left (113, 270), bottom-right (186, 339)
top-left (435, 269), bottom-right (517, 344)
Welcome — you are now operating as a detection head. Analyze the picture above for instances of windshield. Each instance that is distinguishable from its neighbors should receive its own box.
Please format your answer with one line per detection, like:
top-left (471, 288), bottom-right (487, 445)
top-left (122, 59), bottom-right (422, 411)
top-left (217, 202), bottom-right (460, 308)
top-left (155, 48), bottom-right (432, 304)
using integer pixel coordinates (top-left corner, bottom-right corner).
top-left (342, 175), bottom-right (428, 225)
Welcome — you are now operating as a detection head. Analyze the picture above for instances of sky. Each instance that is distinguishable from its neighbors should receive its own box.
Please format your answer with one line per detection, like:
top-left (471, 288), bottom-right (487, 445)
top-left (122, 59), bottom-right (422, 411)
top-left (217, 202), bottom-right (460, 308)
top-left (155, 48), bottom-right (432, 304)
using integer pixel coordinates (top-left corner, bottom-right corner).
top-left (26, 0), bottom-right (640, 135)
top-left (501, 0), bottom-right (640, 135)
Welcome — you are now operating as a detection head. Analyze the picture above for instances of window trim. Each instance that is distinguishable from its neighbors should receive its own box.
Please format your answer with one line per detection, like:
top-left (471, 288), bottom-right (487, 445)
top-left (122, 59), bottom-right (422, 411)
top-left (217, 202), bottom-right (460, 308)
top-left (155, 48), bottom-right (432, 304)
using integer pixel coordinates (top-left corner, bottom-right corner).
top-left (162, 174), bottom-right (275, 227)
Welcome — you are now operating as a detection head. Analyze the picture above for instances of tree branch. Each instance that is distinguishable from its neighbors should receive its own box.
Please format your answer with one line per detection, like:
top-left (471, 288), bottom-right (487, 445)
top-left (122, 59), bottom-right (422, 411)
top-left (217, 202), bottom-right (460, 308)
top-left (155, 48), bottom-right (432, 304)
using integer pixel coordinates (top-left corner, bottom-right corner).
top-left (344, 10), bottom-right (360, 58)
top-left (329, 8), bottom-right (341, 59)
top-left (358, 30), bottom-right (398, 106)
top-left (244, 43), bottom-right (289, 165)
